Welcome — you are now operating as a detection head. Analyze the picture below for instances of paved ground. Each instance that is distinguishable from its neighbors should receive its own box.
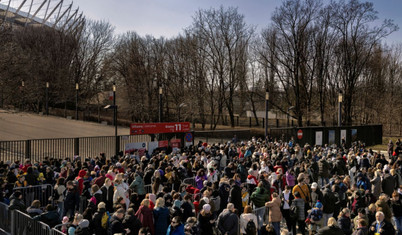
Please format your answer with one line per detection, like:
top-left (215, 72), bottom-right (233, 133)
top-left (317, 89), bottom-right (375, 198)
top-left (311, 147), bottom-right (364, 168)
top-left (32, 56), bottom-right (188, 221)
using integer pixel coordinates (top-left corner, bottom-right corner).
top-left (0, 109), bottom-right (130, 141)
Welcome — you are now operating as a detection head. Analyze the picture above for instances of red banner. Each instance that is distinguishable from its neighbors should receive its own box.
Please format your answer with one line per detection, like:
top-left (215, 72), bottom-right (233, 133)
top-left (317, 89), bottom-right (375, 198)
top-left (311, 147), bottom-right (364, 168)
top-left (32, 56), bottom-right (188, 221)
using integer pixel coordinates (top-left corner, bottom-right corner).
top-left (158, 140), bottom-right (169, 148)
top-left (130, 122), bottom-right (191, 135)
top-left (170, 139), bottom-right (181, 148)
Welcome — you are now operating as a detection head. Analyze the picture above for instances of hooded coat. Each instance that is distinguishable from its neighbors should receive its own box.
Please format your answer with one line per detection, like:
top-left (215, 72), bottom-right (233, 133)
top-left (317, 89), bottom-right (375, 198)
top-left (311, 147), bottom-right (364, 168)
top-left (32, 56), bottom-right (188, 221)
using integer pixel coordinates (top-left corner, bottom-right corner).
top-left (266, 196), bottom-right (282, 222)
top-left (135, 205), bottom-right (154, 235)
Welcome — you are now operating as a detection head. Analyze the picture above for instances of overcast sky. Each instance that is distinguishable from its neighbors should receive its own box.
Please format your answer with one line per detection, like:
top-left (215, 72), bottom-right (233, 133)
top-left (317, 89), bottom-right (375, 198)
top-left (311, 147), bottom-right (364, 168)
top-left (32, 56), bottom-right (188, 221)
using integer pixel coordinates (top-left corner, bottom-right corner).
top-left (73, 0), bottom-right (402, 44)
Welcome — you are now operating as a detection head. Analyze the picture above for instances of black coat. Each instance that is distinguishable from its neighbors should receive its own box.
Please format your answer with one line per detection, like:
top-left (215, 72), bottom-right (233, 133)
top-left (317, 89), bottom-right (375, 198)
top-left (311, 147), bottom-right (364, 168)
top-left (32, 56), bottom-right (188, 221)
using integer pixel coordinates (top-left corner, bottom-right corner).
top-left (322, 188), bottom-right (337, 214)
top-left (33, 210), bottom-right (61, 228)
top-left (91, 208), bottom-right (107, 235)
top-left (229, 184), bottom-right (243, 212)
top-left (369, 220), bottom-right (395, 235)
top-left (101, 185), bottom-right (114, 213)
top-left (122, 214), bottom-right (142, 235)
top-left (9, 195), bottom-right (26, 212)
top-left (317, 225), bottom-right (345, 235)
top-left (108, 215), bottom-right (126, 235)
top-left (338, 215), bottom-right (352, 235)
top-left (382, 174), bottom-right (396, 197)
top-left (181, 201), bottom-right (194, 223)
top-left (64, 188), bottom-right (80, 211)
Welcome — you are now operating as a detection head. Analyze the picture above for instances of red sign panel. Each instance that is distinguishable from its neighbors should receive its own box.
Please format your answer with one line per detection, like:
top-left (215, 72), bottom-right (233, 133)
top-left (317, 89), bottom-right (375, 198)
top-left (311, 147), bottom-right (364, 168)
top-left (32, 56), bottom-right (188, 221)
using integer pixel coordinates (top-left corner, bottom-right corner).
top-left (297, 129), bottom-right (303, 139)
top-left (170, 139), bottom-right (181, 148)
top-left (130, 122), bottom-right (191, 135)
top-left (158, 140), bottom-right (169, 148)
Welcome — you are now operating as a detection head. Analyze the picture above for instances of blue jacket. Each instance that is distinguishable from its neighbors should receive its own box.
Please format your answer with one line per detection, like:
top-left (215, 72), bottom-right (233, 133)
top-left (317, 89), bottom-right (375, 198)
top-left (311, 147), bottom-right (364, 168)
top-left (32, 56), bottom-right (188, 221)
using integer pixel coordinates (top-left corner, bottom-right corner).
top-left (166, 223), bottom-right (184, 235)
top-left (154, 207), bottom-right (170, 235)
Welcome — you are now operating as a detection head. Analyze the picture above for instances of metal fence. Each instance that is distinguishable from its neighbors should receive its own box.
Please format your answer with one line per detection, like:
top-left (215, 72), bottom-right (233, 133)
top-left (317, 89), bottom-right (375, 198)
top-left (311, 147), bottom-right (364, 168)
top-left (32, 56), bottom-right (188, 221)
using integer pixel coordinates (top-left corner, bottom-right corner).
top-left (0, 202), bottom-right (11, 234)
top-left (144, 184), bottom-right (152, 194)
top-left (183, 177), bottom-right (196, 187)
top-left (11, 209), bottom-right (51, 235)
top-left (13, 184), bottom-right (53, 207)
top-left (0, 134), bottom-right (151, 162)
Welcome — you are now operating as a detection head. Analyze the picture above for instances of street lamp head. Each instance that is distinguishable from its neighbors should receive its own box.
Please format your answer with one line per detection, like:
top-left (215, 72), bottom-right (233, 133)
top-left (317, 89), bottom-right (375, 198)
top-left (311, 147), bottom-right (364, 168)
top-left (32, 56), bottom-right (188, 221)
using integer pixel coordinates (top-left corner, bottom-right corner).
top-left (338, 91), bottom-right (343, 103)
top-left (21, 81), bottom-right (24, 87)
top-left (265, 89), bottom-right (269, 101)
top-left (46, 82), bottom-right (49, 88)
top-left (159, 87), bottom-right (163, 95)
top-left (113, 83), bottom-right (116, 92)
top-left (75, 83), bottom-right (79, 90)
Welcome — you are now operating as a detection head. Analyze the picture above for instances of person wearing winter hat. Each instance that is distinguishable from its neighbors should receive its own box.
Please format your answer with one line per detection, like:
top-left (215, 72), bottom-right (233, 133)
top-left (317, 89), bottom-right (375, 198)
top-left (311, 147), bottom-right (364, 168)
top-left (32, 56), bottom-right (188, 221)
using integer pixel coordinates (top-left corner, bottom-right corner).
top-left (307, 201), bottom-right (324, 234)
top-left (198, 204), bottom-right (216, 235)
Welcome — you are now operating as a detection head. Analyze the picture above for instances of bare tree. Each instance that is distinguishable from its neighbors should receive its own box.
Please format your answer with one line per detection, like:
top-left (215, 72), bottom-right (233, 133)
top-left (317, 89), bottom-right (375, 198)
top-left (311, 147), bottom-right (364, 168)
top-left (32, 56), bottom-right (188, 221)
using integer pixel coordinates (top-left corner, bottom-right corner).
top-left (330, 0), bottom-right (398, 125)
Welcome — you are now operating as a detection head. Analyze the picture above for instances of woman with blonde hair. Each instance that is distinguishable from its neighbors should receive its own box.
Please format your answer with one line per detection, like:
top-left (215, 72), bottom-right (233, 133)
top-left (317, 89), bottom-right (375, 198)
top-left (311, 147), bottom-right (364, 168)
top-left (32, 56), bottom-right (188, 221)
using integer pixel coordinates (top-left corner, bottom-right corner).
top-left (153, 198), bottom-right (169, 235)
top-left (135, 199), bottom-right (154, 234)
top-left (113, 178), bottom-right (129, 211)
top-left (317, 217), bottom-right (343, 235)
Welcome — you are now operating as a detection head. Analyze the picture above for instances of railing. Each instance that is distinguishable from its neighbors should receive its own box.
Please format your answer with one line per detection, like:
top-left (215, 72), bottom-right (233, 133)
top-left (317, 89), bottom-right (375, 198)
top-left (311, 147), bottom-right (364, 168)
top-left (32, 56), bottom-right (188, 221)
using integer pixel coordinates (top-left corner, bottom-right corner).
top-left (0, 134), bottom-right (151, 162)
top-left (13, 184), bottom-right (53, 207)
top-left (51, 224), bottom-right (68, 235)
top-left (0, 202), bottom-right (11, 233)
top-left (183, 177), bottom-right (196, 187)
top-left (11, 209), bottom-right (51, 235)
top-left (144, 184), bottom-right (152, 194)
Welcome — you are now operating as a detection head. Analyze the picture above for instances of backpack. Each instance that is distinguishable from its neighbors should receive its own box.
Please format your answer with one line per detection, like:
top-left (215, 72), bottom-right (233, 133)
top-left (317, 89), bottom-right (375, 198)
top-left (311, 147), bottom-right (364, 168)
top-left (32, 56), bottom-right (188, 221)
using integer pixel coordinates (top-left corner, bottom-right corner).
top-left (289, 204), bottom-right (299, 221)
top-left (245, 219), bottom-right (256, 235)
top-left (101, 211), bottom-right (110, 229)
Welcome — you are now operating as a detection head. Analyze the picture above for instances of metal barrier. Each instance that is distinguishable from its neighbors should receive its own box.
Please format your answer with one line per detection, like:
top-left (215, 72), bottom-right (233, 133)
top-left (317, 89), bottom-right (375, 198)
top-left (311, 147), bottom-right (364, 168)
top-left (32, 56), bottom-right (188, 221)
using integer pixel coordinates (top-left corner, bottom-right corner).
top-left (11, 209), bottom-right (51, 235)
top-left (0, 202), bottom-right (11, 233)
top-left (0, 134), bottom-right (152, 162)
top-left (13, 184), bottom-right (53, 207)
top-left (51, 224), bottom-right (67, 235)
top-left (144, 184), bottom-right (152, 194)
top-left (183, 177), bottom-right (195, 186)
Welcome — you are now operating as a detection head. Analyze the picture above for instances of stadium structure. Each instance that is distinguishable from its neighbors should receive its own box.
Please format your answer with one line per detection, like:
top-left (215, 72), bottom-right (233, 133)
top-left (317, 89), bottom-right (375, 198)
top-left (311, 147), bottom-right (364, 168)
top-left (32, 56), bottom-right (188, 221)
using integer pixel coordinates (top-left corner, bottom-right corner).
top-left (0, 0), bottom-right (83, 31)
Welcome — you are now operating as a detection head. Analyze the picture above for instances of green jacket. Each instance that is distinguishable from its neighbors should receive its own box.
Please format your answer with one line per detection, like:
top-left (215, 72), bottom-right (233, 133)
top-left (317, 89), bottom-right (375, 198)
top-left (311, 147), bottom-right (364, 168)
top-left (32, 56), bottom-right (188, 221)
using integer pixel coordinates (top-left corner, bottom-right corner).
top-left (130, 175), bottom-right (145, 195)
top-left (250, 187), bottom-right (269, 208)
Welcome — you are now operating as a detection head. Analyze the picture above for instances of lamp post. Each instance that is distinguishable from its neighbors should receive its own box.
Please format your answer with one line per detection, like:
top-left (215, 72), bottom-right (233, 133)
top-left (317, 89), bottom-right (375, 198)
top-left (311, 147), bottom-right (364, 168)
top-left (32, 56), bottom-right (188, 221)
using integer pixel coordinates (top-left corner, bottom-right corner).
top-left (113, 83), bottom-right (117, 136)
top-left (178, 103), bottom-right (186, 122)
top-left (21, 81), bottom-right (25, 111)
top-left (287, 106), bottom-right (295, 127)
top-left (265, 89), bottom-right (269, 139)
top-left (45, 82), bottom-right (49, 115)
top-left (159, 86), bottom-right (163, 122)
top-left (338, 91), bottom-right (343, 127)
top-left (75, 83), bottom-right (79, 120)
top-left (113, 83), bottom-right (118, 156)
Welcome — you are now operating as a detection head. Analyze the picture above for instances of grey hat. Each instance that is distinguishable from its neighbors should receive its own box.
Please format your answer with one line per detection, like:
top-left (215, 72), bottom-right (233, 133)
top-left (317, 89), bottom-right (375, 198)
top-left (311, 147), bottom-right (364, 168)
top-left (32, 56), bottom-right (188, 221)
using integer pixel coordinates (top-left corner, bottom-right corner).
top-left (78, 219), bottom-right (89, 228)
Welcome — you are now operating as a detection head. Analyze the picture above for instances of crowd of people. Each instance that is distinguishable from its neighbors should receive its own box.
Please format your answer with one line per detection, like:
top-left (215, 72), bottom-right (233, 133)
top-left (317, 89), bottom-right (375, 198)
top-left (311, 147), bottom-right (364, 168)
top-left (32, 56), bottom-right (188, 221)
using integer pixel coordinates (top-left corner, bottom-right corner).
top-left (0, 136), bottom-right (402, 235)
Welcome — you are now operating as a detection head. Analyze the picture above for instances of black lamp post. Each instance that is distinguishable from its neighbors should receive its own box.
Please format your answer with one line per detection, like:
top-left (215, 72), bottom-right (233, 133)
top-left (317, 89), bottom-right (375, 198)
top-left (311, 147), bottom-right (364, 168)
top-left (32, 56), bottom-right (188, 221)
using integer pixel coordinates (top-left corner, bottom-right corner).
top-left (265, 89), bottom-right (269, 139)
top-left (159, 86), bottom-right (163, 122)
top-left (45, 82), bottom-right (49, 115)
top-left (287, 106), bottom-right (295, 127)
top-left (75, 83), bottom-right (79, 120)
top-left (338, 91), bottom-right (343, 127)
top-left (21, 81), bottom-right (25, 111)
